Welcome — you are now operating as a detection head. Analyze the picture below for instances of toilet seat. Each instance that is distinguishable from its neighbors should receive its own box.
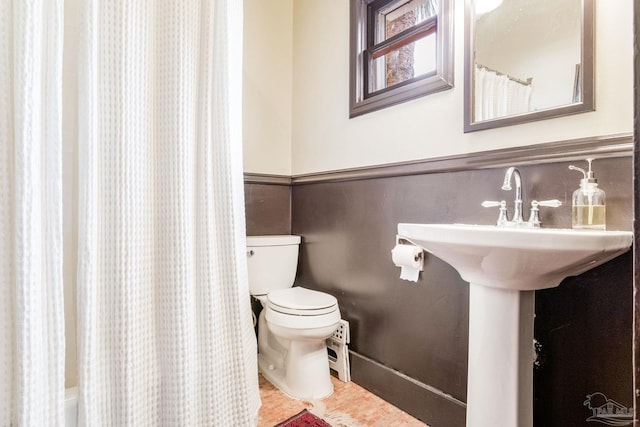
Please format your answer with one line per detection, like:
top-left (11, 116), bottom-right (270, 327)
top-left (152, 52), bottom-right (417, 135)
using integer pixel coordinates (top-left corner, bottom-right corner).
top-left (266, 306), bottom-right (341, 330)
top-left (265, 287), bottom-right (340, 330)
top-left (267, 287), bottom-right (338, 316)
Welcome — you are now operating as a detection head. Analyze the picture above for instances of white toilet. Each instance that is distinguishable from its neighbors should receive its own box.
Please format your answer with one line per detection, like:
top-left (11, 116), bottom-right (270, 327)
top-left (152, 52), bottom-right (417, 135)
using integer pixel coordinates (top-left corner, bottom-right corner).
top-left (247, 235), bottom-right (341, 400)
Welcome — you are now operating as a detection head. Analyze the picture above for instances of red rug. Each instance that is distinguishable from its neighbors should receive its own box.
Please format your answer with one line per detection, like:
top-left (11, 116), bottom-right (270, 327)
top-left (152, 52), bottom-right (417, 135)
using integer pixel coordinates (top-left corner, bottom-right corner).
top-left (273, 409), bottom-right (332, 427)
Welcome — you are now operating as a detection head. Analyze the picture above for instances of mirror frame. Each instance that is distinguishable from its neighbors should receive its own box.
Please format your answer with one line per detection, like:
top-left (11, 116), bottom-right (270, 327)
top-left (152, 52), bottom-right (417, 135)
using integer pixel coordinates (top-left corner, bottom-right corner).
top-left (463, 0), bottom-right (594, 133)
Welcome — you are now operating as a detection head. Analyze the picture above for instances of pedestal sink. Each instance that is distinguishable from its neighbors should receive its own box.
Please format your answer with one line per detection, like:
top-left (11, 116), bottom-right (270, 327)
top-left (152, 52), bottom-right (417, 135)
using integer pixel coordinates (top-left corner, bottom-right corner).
top-left (396, 223), bottom-right (632, 427)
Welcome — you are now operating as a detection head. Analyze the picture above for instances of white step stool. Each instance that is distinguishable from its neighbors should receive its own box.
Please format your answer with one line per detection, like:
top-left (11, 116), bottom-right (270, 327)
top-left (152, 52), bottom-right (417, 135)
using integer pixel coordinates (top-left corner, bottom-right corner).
top-left (327, 319), bottom-right (351, 382)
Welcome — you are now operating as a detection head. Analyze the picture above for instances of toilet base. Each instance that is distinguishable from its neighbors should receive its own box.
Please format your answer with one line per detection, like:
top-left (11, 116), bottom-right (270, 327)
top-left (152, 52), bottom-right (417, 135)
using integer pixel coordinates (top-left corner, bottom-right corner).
top-left (258, 339), bottom-right (334, 400)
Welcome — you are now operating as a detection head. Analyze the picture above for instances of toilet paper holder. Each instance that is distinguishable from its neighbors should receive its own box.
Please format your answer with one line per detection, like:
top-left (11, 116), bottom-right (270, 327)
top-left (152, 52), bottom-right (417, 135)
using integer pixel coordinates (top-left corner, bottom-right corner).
top-left (395, 235), bottom-right (424, 262)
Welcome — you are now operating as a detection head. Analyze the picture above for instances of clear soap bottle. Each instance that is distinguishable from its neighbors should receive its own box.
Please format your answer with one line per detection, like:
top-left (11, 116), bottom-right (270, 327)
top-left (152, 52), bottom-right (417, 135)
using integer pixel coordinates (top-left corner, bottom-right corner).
top-left (568, 158), bottom-right (606, 230)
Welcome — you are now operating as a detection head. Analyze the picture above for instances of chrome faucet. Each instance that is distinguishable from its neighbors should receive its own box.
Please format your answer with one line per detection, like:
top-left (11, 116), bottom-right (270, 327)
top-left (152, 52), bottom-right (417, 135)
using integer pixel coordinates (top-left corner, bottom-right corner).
top-left (501, 167), bottom-right (524, 225)
top-left (482, 167), bottom-right (562, 227)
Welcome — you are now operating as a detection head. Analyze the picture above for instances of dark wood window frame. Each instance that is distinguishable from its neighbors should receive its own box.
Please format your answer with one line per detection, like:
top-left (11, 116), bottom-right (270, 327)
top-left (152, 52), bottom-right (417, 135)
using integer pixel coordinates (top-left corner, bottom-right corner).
top-left (349, 0), bottom-right (454, 118)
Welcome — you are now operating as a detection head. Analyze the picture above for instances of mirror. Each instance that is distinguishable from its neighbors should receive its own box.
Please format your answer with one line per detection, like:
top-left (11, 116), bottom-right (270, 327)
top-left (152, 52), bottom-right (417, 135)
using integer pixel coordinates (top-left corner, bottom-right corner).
top-left (464, 0), bottom-right (593, 132)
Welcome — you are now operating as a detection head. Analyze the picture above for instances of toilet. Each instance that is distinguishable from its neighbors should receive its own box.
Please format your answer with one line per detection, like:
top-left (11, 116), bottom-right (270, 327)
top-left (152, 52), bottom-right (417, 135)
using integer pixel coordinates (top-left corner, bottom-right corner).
top-left (247, 235), bottom-right (341, 400)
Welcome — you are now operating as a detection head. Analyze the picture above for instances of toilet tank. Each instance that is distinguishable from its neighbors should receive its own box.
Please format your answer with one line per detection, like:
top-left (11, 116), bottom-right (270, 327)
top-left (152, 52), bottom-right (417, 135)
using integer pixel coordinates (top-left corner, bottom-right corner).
top-left (246, 235), bottom-right (301, 296)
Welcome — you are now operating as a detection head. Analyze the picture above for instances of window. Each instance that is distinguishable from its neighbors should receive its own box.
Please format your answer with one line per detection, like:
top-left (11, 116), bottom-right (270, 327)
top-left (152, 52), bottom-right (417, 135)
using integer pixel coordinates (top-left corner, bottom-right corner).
top-left (350, 0), bottom-right (453, 117)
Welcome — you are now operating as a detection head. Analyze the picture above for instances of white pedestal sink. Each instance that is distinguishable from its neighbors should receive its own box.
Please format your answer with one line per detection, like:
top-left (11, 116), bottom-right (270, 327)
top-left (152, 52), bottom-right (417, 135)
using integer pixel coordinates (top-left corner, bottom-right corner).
top-left (396, 223), bottom-right (632, 427)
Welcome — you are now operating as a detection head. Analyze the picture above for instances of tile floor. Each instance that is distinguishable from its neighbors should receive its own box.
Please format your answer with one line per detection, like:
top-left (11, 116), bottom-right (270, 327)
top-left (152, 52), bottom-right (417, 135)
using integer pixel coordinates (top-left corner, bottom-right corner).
top-left (257, 374), bottom-right (429, 427)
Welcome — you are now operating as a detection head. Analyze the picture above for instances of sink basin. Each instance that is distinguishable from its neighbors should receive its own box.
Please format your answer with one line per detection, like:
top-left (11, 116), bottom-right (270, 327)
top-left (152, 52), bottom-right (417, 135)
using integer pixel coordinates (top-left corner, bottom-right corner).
top-left (397, 223), bottom-right (632, 291)
top-left (396, 223), bottom-right (632, 427)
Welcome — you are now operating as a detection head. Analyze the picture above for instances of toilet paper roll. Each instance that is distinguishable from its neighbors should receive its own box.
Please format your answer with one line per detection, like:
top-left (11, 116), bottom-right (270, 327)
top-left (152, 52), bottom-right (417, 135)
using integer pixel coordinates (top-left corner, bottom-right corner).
top-left (391, 244), bottom-right (424, 282)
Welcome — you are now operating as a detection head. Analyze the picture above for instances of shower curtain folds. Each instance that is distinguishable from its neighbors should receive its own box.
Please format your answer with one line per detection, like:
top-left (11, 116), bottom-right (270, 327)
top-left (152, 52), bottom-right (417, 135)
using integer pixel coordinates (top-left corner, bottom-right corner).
top-left (474, 64), bottom-right (533, 122)
top-left (77, 0), bottom-right (259, 425)
top-left (0, 0), bottom-right (66, 426)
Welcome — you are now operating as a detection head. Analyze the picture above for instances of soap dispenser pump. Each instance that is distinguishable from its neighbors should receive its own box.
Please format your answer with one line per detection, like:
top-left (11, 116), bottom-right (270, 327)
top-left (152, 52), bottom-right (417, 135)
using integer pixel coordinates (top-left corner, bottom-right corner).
top-left (568, 158), bottom-right (606, 230)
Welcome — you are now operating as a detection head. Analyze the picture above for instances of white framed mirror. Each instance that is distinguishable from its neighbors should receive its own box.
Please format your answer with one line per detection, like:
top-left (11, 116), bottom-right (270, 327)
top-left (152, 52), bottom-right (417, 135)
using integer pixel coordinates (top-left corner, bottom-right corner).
top-left (464, 0), bottom-right (594, 132)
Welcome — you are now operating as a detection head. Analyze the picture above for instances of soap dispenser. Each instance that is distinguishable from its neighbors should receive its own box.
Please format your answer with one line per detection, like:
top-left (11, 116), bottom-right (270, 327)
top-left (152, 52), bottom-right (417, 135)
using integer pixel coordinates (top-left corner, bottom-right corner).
top-left (568, 158), bottom-right (606, 230)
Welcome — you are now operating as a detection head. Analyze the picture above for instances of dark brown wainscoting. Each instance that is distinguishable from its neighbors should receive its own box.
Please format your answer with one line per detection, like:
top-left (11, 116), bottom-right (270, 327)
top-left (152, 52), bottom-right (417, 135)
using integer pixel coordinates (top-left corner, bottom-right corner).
top-left (244, 180), bottom-right (291, 236)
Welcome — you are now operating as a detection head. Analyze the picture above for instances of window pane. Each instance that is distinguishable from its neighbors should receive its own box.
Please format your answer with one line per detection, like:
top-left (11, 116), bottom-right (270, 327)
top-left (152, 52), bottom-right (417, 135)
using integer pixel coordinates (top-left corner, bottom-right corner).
top-left (374, 0), bottom-right (438, 44)
top-left (369, 32), bottom-right (436, 93)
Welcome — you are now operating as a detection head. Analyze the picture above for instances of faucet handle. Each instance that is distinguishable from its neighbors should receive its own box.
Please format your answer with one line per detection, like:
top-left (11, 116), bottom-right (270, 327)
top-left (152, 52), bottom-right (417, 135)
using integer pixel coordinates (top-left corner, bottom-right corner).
top-left (482, 200), bottom-right (509, 226)
top-left (527, 200), bottom-right (562, 227)
top-left (537, 199), bottom-right (562, 208)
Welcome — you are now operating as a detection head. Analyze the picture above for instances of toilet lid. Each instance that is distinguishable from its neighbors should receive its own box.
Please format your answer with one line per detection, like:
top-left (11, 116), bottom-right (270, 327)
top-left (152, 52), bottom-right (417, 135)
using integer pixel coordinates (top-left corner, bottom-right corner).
top-left (267, 287), bottom-right (338, 316)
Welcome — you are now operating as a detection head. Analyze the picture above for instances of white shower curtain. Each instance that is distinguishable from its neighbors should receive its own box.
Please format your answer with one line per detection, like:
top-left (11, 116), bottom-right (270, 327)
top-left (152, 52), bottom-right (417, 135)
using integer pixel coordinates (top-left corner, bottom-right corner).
top-left (77, 1), bottom-right (260, 425)
top-left (474, 65), bottom-right (532, 121)
top-left (0, 1), bottom-right (66, 426)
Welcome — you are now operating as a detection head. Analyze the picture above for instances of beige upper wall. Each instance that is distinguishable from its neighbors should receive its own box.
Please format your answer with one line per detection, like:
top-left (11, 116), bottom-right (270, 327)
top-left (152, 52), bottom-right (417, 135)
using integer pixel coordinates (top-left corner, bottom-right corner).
top-left (243, 0), bottom-right (293, 175)
top-left (242, 1), bottom-right (633, 175)
top-left (287, 0), bottom-right (633, 175)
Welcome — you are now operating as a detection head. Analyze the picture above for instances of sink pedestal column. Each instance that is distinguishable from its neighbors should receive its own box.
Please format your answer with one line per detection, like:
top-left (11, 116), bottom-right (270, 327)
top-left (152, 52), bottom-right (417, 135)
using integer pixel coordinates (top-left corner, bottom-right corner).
top-left (467, 284), bottom-right (535, 427)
